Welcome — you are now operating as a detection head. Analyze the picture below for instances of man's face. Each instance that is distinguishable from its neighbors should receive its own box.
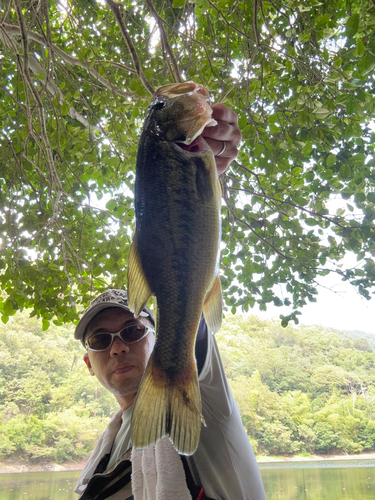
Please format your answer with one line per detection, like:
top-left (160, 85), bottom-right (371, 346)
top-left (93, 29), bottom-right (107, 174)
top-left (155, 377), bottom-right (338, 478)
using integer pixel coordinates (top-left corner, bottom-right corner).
top-left (83, 307), bottom-right (155, 409)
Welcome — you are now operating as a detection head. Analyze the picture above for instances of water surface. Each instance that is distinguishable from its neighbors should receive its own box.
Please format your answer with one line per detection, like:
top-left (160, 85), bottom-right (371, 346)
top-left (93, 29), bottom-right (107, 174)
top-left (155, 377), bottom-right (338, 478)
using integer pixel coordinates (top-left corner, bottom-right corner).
top-left (1, 459), bottom-right (375, 499)
top-left (259, 459), bottom-right (375, 499)
top-left (0, 470), bottom-right (81, 500)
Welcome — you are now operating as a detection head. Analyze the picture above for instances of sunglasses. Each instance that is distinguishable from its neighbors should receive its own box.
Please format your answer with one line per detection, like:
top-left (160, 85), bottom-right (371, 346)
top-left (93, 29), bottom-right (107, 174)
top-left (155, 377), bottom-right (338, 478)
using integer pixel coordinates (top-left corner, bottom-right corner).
top-left (85, 322), bottom-right (154, 352)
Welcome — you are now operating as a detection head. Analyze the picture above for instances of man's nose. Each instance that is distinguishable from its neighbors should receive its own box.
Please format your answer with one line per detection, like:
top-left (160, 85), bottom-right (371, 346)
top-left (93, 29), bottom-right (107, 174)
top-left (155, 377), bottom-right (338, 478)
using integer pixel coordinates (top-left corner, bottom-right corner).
top-left (110, 336), bottom-right (131, 356)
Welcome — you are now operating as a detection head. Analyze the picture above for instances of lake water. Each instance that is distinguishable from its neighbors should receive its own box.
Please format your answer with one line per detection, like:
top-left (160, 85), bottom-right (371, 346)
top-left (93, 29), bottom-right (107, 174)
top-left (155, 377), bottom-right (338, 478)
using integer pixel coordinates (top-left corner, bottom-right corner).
top-left (0, 459), bottom-right (374, 499)
top-left (260, 459), bottom-right (375, 500)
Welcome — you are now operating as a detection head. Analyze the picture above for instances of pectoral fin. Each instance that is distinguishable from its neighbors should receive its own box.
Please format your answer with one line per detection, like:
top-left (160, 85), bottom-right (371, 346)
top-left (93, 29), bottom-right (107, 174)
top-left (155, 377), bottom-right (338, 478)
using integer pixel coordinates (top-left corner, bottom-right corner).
top-left (127, 236), bottom-right (152, 317)
top-left (203, 274), bottom-right (222, 333)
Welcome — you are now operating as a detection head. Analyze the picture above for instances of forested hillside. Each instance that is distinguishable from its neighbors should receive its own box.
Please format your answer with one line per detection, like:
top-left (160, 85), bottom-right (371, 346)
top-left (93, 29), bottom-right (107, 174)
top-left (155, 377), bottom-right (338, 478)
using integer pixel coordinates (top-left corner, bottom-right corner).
top-left (1, 311), bottom-right (375, 463)
top-left (0, 312), bottom-right (118, 463)
top-left (342, 329), bottom-right (375, 351)
top-left (217, 316), bottom-right (375, 456)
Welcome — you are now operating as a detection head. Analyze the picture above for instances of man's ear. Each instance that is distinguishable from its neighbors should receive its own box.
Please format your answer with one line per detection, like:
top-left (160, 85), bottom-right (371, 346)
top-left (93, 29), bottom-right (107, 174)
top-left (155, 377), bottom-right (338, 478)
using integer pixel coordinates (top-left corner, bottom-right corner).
top-left (83, 352), bottom-right (95, 376)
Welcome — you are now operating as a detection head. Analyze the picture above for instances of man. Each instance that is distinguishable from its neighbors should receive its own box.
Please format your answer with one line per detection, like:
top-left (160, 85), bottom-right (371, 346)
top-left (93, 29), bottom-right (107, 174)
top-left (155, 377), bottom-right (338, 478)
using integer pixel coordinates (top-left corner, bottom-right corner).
top-left (74, 105), bottom-right (267, 500)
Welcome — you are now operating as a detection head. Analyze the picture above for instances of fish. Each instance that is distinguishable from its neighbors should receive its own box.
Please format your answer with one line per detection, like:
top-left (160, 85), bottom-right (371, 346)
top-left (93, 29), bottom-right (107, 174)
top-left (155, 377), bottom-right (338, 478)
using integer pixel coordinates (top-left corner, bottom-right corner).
top-left (128, 81), bottom-right (223, 455)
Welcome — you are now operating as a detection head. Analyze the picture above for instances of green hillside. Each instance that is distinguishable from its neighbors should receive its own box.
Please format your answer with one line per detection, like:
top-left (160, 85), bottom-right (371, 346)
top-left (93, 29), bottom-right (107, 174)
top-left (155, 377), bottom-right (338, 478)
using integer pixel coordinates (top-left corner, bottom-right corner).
top-left (1, 311), bottom-right (375, 463)
top-left (216, 316), bottom-right (375, 456)
top-left (341, 329), bottom-right (375, 351)
top-left (0, 312), bottom-right (118, 463)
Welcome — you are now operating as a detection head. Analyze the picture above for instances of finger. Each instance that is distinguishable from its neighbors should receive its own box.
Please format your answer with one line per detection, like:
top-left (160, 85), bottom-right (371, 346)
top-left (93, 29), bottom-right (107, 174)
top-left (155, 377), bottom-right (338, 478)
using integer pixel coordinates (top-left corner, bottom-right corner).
top-left (202, 120), bottom-right (241, 143)
top-left (211, 103), bottom-right (239, 125)
top-left (205, 137), bottom-right (239, 160)
top-left (216, 155), bottom-right (237, 176)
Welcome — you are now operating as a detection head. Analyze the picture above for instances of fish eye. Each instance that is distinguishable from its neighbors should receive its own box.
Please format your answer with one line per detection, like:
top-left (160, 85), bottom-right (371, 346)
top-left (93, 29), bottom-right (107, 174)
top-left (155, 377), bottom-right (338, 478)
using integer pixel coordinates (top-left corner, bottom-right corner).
top-left (153, 101), bottom-right (166, 111)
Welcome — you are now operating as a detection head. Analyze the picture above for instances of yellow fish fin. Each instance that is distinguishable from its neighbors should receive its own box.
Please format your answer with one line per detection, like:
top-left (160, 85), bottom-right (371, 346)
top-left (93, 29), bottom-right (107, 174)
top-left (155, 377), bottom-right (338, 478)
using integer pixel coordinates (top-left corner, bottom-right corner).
top-left (217, 177), bottom-right (222, 199)
top-left (203, 274), bottom-right (223, 333)
top-left (153, 297), bottom-right (158, 336)
top-left (131, 354), bottom-right (202, 456)
top-left (127, 237), bottom-right (152, 318)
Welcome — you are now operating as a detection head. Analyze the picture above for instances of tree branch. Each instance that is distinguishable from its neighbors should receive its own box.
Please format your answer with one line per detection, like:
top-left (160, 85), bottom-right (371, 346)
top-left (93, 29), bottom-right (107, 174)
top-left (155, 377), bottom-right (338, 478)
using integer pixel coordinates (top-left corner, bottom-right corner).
top-left (144, 0), bottom-right (181, 83)
top-left (221, 174), bottom-right (288, 259)
top-left (0, 22), bottom-right (131, 98)
top-left (227, 175), bottom-right (372, 232)
top-left (27, 55), bottom-right (102, 137)
top-left (205, 0), bottom-right (256, 42)
top-left (14, 0), bottom-right (63, 220)
top-left (106, 0), bottom-right (154, 95)
top-left (253, 0), bottom-right (260, 47)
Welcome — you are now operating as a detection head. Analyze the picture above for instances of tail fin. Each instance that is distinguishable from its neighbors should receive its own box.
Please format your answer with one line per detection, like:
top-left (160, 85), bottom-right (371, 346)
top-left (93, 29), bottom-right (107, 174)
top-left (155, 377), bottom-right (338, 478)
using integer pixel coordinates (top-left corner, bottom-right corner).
top-left (131, 353), bottom-right (202, 456)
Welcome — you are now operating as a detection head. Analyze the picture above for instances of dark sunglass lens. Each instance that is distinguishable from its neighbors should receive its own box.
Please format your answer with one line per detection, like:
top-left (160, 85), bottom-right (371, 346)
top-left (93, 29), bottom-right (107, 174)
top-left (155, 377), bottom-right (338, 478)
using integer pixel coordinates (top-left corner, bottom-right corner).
top-left (89, 333), bottom-right (112, 350)
top-left (120, 324), bottom-right (146, 343)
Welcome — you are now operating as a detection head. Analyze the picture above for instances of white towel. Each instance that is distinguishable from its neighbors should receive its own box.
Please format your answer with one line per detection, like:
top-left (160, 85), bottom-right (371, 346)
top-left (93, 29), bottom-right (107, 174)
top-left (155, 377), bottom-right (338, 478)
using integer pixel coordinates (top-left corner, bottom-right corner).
top-left (131, 436), bottom-right (192, 500)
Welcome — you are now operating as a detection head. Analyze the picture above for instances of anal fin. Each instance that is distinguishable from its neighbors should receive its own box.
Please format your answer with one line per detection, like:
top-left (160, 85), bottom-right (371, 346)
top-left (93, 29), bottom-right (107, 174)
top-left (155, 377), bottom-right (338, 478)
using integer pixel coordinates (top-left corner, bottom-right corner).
top-left (127, 236), bottom-right (152, 317)
top-left (203, 274), bottom-right (222, 333)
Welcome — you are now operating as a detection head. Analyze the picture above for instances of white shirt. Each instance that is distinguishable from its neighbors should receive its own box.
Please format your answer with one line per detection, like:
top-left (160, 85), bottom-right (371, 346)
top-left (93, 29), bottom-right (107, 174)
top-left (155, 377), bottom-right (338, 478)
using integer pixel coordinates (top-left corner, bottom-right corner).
top-left (75, 332), bottom-right (266, 500)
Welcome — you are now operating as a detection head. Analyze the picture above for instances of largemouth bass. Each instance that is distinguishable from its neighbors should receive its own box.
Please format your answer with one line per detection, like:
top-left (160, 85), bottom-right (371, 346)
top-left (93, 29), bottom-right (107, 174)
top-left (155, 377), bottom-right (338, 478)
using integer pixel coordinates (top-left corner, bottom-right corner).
top-left (128, 81), bottom-right (222, 455)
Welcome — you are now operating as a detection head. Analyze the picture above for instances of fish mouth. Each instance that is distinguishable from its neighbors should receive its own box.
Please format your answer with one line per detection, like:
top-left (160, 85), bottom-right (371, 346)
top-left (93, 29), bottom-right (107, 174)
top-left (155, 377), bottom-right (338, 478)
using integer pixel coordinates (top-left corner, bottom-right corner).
top-left (156, 81), bottom-right (217, 146)
top-left (175, 135), bottom-right (211, 154)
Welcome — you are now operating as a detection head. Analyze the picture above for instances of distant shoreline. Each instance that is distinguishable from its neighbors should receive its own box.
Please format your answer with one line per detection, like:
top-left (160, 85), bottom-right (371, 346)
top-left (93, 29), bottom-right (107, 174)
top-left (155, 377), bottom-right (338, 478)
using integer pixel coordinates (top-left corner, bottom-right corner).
top-left (0, 458), bottom-right (88, 474)
top-left (256, 452), bottom-right (375, 463)
top-left (2, 453), bottom-right (375, 474)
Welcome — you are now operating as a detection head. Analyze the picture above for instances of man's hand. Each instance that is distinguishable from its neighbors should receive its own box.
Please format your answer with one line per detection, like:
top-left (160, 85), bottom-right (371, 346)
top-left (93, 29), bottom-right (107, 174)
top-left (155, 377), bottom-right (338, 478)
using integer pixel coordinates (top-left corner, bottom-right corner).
top-left (202, 103), bottom-right (242, 175)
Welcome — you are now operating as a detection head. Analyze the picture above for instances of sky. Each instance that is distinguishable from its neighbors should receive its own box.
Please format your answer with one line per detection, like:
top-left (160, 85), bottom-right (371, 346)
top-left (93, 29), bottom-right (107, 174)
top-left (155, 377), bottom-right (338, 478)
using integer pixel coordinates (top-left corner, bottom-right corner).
top-left (252, 272), bottom-right (375, 335)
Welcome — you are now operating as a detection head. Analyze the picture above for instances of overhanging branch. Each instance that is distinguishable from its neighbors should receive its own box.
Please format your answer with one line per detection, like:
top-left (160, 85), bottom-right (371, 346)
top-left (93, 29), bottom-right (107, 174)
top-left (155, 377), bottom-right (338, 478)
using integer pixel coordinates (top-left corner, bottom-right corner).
top-left (106, 0), bottom-right (154, 95)
top-left (144, 0), bottom-right (181, 83)
top-left (0, 22), bottom-right (131, 98)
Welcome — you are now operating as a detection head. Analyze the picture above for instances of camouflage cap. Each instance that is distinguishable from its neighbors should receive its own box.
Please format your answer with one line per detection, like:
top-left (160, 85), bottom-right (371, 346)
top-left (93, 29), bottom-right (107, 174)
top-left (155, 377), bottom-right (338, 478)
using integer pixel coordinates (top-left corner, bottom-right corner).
top-left (74, 289), bottom-right (155, 345)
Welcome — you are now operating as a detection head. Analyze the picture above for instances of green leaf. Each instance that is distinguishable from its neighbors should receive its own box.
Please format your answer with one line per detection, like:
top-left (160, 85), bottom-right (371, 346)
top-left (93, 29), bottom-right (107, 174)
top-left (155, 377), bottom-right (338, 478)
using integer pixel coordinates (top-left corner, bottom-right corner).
top-left (281, 317), bottom-right (289, 328)
top-left (346, 14), bottom-right (360, 38)
top-left (315, 107), bottom-right (330, 119)
top-left (305, 218), bottom-right (318, 226)
top-left (299, 29), bottom-right (311, 43)
top-left (106, 199), bottom-right (117, 211)
top-left (302, 142), bottom-right (312, 155)
top-left (3, 299), bottom-right (14, 315)
top-left (253, 143), bottom-right (265, 156)
top-left (2, 0), bottom-right (375, 331)
top-left (315, 14), bottom-right (330, 28)
top-left (61, 101), bottom-right (70, 115)
top-left (358, 54), bottom-right (375, 76)
top-left (326, 154), bottom-right (336, 167)
top-left (355, 39), bottom-right (366, 58)
top-left (1, 315), bottom-right (9, 324)
top-left (92, 93), bottom-right (101, 105)
top-left (322, 28), bottom-right (335, 39)
top-left (346, 98), bottom-right (356, 114)
top-left (319, 269), bottom-right (330, 276)
top-left (292, 167), bottom-right (303, 176)
top-left (321, 169), bottom-right (333, 180)
top-left (339, 164), bottom-right (351, 179)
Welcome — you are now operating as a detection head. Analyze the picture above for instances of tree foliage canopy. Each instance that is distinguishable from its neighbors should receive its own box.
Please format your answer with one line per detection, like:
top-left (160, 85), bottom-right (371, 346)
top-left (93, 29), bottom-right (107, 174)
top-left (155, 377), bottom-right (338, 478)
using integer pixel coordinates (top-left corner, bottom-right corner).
top-left (1, 0), bottom-right (375, 326)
